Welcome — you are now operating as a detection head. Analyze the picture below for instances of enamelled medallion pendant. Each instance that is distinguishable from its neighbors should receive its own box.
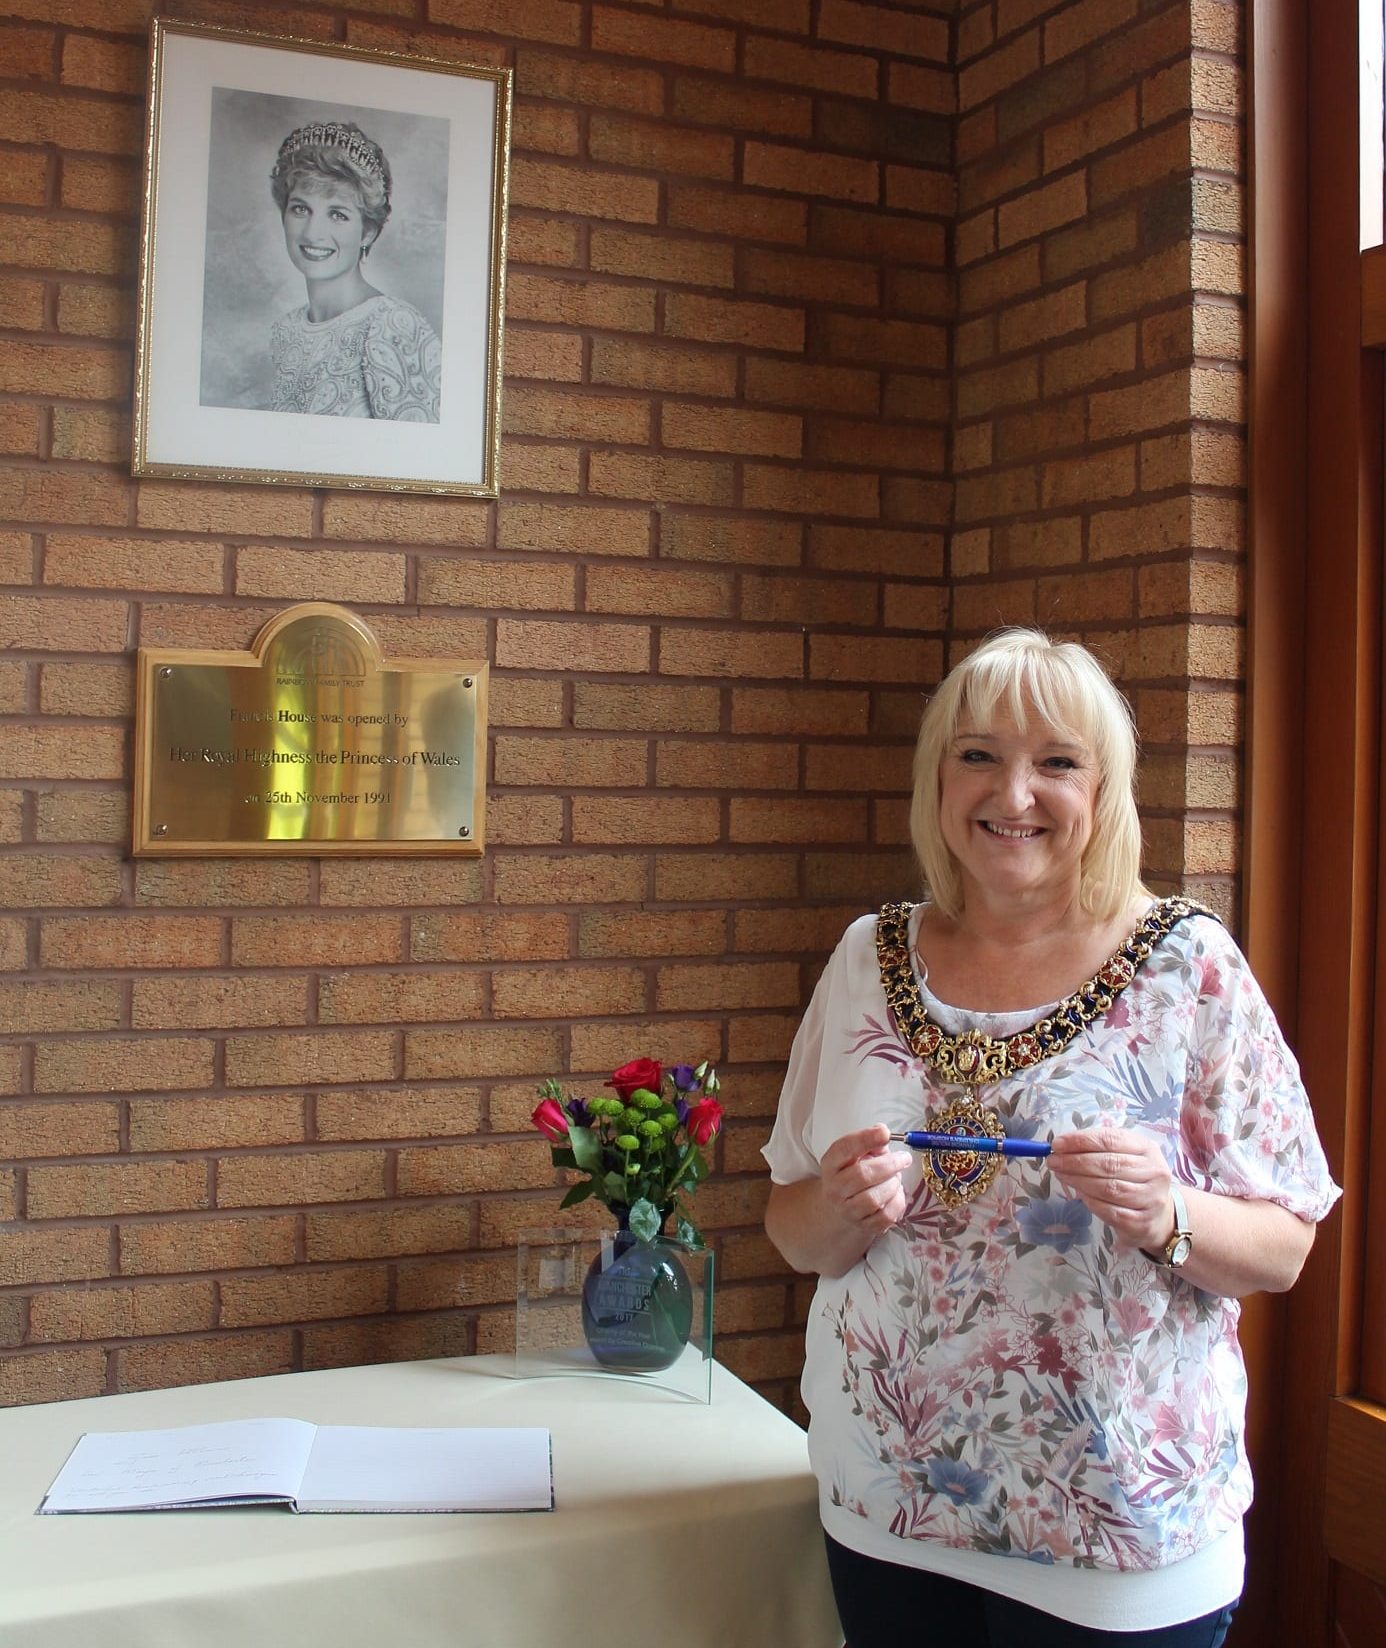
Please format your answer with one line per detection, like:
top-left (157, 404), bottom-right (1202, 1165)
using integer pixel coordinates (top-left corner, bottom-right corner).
top-left (919, 1086), bottom-right (1007, 1210)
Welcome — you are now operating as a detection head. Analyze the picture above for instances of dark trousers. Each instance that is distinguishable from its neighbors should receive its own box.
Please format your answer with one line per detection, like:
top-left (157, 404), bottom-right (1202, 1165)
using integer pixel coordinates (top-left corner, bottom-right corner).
top-left (825, 1534), bottom-right (1238, 1648)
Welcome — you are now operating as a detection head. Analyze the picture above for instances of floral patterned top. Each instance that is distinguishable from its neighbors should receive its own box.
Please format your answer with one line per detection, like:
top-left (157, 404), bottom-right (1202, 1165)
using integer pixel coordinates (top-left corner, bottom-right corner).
top-left (270, 295), bottom-right (441, 422)
top-left (764, 906), bottom-right (1340, 1605)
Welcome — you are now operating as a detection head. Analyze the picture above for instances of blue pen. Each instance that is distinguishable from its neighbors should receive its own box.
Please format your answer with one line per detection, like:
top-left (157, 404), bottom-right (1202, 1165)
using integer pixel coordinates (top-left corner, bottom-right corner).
top-left (889, 1130), bottom-right (1051, 1159)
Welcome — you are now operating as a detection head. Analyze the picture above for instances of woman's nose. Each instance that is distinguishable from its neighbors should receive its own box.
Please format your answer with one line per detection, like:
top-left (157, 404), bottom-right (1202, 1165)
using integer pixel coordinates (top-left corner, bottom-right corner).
top-left (998, 763), bottom-right (1034, 810)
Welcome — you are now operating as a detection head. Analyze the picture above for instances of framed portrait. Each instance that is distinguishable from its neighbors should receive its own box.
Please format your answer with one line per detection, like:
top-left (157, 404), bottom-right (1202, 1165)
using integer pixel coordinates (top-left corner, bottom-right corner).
top-left (133, 19), bottom-right (511, 496)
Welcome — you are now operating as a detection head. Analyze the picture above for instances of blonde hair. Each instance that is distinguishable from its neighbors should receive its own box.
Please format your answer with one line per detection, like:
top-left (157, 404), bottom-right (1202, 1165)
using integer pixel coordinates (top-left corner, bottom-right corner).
top-left (910, 629), bottom-right (1145, 922)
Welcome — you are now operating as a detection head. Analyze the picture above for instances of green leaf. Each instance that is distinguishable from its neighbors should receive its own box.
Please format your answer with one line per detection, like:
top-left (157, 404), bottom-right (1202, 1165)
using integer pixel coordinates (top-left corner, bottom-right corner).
top-left (602, 1170), bottom-right (626, 1203)
top-left (628, 1198), bottom-right (661, 1242)
top-left (550, 1148), bottom-right (577, 1170)
top-left (676, 1215), bottom-right (703, 1248)
top-left (558, 1180), bottom-right (595, 1209)
top-left (566, 1125), bottom-right (603, 1174)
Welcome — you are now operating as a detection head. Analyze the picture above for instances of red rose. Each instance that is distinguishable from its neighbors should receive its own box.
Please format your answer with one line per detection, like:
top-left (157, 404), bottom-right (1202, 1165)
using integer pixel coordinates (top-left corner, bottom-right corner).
top-left (684, 1098), bottom-right (723, 1146)
top-left (606, 1057), bottom-right (662, 1100)
top-left (531, 1097), bottom-right (569, 1142)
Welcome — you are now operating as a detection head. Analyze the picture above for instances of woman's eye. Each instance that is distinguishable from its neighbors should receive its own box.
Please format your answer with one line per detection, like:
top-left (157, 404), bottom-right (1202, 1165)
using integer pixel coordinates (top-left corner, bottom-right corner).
top-left (959, 749), bottom-right (992, 764)
top-left (1044, 757), bottom-right (1077, 771)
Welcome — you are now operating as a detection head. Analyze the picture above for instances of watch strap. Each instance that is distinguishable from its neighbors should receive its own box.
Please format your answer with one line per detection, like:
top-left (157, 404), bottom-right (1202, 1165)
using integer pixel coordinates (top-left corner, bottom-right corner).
top-left (1142, 1181), bottom-right (1192, 1267)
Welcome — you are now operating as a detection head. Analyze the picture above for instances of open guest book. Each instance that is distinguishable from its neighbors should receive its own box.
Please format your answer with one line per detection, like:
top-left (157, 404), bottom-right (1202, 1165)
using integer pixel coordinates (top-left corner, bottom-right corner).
top-left (38, 1417), bottom-right (554, 1515)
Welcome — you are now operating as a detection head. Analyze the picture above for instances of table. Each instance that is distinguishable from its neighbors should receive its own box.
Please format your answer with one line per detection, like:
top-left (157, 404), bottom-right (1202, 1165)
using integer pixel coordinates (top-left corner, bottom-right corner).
top-left (0, 1354), bottom-right (840, 1648)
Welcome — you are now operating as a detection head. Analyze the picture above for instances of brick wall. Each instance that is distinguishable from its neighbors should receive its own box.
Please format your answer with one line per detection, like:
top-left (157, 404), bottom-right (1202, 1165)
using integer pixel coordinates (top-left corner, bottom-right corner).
top-left (950, 0), bottom-right (1246, 921)
top-left (0, 0), bottom-right (955, 1405)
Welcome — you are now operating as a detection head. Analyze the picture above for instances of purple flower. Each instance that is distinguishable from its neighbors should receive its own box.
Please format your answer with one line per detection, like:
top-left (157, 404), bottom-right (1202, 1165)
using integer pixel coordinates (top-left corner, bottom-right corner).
top-left (564, 1096), bottom-right (591, 1127)
top-left (675, 1096), bottom-right (690, 1124)
top-left (925, 1457), bottom-right (990, 1507)
top-left (1017, 1195), bottom-right (1093, 1254)
top-left (671, 1063), bottom-right (699, 1092)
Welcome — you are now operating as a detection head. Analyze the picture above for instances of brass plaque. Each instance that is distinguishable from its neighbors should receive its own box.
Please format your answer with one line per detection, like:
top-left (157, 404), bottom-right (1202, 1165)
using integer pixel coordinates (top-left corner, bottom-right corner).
top-left (133, 604), bottom-right (487, 856)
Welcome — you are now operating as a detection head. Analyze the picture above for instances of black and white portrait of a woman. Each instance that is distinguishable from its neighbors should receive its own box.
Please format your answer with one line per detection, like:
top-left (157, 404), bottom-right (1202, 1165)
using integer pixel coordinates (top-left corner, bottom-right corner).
top-left (199, 90), bottom-right (450, 423)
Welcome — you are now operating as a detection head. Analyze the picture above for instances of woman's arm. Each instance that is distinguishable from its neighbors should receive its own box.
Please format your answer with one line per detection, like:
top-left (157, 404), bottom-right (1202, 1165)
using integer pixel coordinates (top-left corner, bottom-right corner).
top-left (765, 1125), bottom-right (913, 1279)
top-left (1049, 1127), bottom-right (1315, 1296)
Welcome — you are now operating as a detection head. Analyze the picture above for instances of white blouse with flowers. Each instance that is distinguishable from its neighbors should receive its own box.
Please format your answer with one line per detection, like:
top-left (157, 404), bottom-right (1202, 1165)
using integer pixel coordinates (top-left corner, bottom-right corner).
top-left (763, 905), bottom-right (1340, 1631)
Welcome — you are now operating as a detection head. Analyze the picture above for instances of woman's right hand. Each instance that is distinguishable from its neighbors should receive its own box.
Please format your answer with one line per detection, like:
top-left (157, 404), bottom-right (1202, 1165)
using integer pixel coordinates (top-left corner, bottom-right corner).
top-left (820, 1124), bottom-right (913, 1240)
top-left (765, 1125), bottom-right (912, 1277)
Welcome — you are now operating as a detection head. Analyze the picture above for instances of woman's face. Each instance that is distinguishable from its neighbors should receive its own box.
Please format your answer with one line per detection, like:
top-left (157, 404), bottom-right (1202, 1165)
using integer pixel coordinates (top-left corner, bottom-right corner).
top-left (281, 179), bottom-right (374, 282)
top-left (938, 699), bottom-right (1099, 910)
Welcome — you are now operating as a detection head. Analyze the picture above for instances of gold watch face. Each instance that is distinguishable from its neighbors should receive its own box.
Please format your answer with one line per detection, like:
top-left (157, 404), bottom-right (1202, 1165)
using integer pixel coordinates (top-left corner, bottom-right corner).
top-left (1167, 1233), bottom-right (1193, 1267)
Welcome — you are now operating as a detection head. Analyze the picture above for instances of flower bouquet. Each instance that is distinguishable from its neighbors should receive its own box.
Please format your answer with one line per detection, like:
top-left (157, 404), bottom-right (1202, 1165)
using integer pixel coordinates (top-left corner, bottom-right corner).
top-left (531, 1058), bottom-right (723, 1247)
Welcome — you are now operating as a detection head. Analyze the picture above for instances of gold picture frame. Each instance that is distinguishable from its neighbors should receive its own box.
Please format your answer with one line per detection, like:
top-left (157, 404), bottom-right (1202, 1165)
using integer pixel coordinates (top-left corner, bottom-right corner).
top-left (133, 18), bottom-right (510, 496)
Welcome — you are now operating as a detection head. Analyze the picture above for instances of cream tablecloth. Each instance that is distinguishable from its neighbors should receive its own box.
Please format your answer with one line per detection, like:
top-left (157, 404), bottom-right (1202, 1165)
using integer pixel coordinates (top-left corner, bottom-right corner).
top-left (0, 1353), bottom-right (840, 1648)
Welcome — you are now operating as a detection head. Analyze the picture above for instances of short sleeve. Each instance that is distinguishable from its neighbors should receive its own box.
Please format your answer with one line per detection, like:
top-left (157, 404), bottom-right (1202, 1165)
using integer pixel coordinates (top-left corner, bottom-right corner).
top-left (363, 302), bottom-right (442, 423)
top-left (1181, 921), bottom-right (1341, 1223)
top-left (762, 927), bottom-right (854, 1184)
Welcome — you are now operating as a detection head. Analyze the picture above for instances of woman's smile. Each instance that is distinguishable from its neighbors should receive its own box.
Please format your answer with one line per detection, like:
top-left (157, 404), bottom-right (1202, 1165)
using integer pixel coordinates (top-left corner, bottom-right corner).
top-left (281, 180), bottom-right (374, 284)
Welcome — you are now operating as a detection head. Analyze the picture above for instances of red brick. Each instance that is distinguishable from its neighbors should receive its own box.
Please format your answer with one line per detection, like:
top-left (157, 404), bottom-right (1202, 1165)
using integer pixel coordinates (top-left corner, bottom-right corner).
top-left (507, 218), bottom-right (583, 272)
top-left (515, 47), bottom-right (662, 109)
top-left (742, 465), bottom-right (879, 519)
top-left (28, 1158), bottom-right (209, 1218)
top-left (572, 794), bottom-right (720, 844)
top-left (819, 0), bottom-right (947, 57)
top-left (509, 156), bottom-right (661, 225)
top-left (318, 968), bottom-right (486, 1027)
top-left (670, 72), bottom-right (811, 138)
top-left (668, 183), bottom-right (808, 246)
top-left (507, 271), bottom-right (656, 333)
top-left (589, 451), bottom-right (736, 507)
top-left (664, 292), bottom-right (805, 352)
top-left (997, 170), bottom-right (1088, 247)
top-left (586, 564), bottom-right (734, 619)
top-left (817, 314), bottom-right (946, 370)
top-left (116, 1332), bottom-right (295, 1394)
top-left (127, 1094), bottom-right (305, 1152)
top-left (809, 524), bottom-right (942, 577)
top-left (405, 1022), bottom-right (561, 1080)
top-left (514, 100), bottom-right (582, 162)
top-left (493, 853), bottom-right (646, 905)
top-left (590, 337), bottom-right (738, 397)
top-left (739, 572), bottom-right (877, 628)
top-left (225, 1030), bottom-right (396, 1089)
top-left (809, 633), bottom-right (941, 683)
top-left (661, 514), bottom-right (803, 567)
top-left (119, 1215), bottom-right (296, 1276)
top-left (890, 60), bottom-right (957, 115)
top-left (660, 625), bottom-right (804, 680)
top-left (573, 681), bottom-right (721, 732)
top-left (730, 686), bottom-right (869, 736)
top-left (744, 248), bottom-right (881, 310)
top-left (2, 1348), bottom-right (107, 1405)
top-left (589, 226), bottom-right (735, 289)
top-left (412, 912), bottom-right (570, 963)
top-left (503, 384), bottom-right (651, 445)
top-left (744, 142), bottom-right (879, 204)
top-left (745, 358), bottom-right (880, 415)
top-left (133, 861), bottom-right (311, 907)
top-left (494, 963), bottom-right (645, 1017)
top-left (663, 403), bottom-right (802, 459)
top-left (0, 853), bottom-right (123, 909)
top-left (744, 34), bottom-right (878, 98)
top-left (234, 547), bottom-right (405, 603)
top-left (960, 29), bottom-right (1040, 111)
top-left (496, 618), bottom-right (650, 673)
top-left (231, 914), bottom-right (402, 968)
top-left (654, 851), bottom-right (798, 901)
top-left (592, 7), bottom-right (735, 70)
top-left (505, 328), bottom-right (583, 387)
top-left (730, 797), bottom-right (868, 844)
top-left (418, 556), bottom-right (576, 612)
top-left (498, 501), bottom-right (651, 557)
top-left (494, 733), bottom-right (647, 787)
top-left (577, 907), bottom-right (726, 960)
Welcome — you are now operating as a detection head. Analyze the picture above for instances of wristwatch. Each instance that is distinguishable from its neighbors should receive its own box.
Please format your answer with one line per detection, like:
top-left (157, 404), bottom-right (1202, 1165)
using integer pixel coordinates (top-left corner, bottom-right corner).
top-left (1142, 1182), bottom-right (1193, 1268)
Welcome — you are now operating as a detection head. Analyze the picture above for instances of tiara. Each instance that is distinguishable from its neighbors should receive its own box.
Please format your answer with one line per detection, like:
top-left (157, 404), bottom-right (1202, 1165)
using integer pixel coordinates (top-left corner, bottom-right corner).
top-left (273, 122), bottom-right (387, 184)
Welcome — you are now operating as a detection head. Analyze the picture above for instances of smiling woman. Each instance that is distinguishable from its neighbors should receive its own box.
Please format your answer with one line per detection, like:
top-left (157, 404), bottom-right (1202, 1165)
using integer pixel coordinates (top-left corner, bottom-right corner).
top-left (762, 628), bottom-right (1341, 1648)
top-left (267, 120), bottom-right (442, 422)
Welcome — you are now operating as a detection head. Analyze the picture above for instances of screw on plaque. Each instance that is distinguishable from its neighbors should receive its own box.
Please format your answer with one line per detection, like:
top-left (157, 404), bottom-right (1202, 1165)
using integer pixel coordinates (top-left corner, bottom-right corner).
top-left (463, 677), bottom-right (473, 688)
top-left (458, 826), bottom-right (471, 838)
top-left (158, 667), bottom-right (172, 679)
top-left (153, 824), bottom-right (169, 836)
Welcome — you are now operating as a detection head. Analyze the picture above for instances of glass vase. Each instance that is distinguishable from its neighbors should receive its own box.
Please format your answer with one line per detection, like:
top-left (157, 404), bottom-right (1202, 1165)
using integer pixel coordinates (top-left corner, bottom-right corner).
top-left (580, 1215), bottom-right (694, 1374)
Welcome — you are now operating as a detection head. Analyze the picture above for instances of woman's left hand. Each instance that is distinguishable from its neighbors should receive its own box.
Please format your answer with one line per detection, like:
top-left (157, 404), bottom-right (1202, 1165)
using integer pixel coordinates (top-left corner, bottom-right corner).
top-left (1048, 1127), bottom-right (1173, 1252)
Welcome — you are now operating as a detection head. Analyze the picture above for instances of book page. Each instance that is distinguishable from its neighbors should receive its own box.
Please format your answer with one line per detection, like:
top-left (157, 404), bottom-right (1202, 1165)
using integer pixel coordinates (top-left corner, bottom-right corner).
top-left (297, 1425), bottom-right (553, 1513)
top-left (39, 1418), bottom-right (316, 1514)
